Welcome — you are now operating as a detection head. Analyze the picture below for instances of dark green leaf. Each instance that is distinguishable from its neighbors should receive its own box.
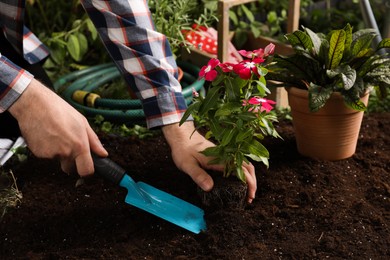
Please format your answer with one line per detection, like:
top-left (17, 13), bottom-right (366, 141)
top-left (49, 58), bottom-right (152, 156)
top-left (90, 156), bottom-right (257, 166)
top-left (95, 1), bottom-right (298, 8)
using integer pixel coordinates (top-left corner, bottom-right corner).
top-left (309, 84), bottom-right (333, 111)
top-left (304, 27), bottom-right (322, 55)
top-left (286, 30), bottom-right (313, 50)
top-left (215, 102), bottom-right (242, 117)
top-left (237, 111), bottom-right (257, 122)
top-left (235, 128), bottom-right (254, 143)
top-left (179, 101), bottom-right (200, 125)
top-left (246, 139), bottom-right (269, 158)
top-left (342, 24), bottom-right (352, 56)
top-left (358, 56), bottom-right (390, 78)
top-left (327, 65), bottom-right (356, 90)
top-left (351, 32), bottom-right (376, 58)
top-left (198, 85), bottom-right (223, 116)
top-left (220, 128), bottom-right (236, 146)
top-left (377, 38), bottom-right (390, 50)
top-left (208, 119), bottom-right (224, 139)
top-left (343, 90), bottom-right (367, 111)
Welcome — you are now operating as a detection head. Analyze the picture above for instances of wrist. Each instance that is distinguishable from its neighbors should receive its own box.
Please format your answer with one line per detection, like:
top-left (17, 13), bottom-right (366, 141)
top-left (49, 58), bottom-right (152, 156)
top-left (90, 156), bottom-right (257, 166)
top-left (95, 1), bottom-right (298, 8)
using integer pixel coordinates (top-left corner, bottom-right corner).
top-left (8, 79), bottom-right (44, 120)
top-left (162, 121), bottom-right (195, 146)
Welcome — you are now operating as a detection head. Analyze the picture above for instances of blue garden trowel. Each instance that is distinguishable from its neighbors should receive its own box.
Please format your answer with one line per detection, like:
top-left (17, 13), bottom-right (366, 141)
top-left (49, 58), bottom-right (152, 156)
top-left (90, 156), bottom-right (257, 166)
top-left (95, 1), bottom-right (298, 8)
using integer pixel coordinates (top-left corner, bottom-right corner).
top-left (92, 155), bottom-right (206, 234)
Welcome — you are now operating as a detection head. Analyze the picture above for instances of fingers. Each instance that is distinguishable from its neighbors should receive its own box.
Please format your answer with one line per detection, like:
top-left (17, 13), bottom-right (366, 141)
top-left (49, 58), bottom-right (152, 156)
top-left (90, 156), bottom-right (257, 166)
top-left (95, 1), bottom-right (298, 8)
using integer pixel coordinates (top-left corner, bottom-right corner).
top-left (243, 162), bottom-right (257, 203)
top-left (61, 125), bottom-right (107, 177)
top-left (87, 125), bottom-right (108, 157)
top-left (74, 152), bottom-right (96, 177)
top-left (60, 158), bottom-right (76, 175)
top-left (182, 163), bottom-right (214, 191)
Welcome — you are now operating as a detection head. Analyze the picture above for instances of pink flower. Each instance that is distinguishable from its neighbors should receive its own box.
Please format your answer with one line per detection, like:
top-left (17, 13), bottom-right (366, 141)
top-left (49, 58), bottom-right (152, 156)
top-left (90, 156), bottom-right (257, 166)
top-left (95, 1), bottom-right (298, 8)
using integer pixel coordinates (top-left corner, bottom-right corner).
top-left (264, 43), bottom-right (275, 57)
top-left (199, 58), bottom-right (220, 81)
top-left (238, 43), bottom-right (275, 59)
top-left (219, 62), bottom-right (235, 72)
top-left (246, 97), bottom-right (276, 112)
top-left (233, 58), bottom-right (264, 79)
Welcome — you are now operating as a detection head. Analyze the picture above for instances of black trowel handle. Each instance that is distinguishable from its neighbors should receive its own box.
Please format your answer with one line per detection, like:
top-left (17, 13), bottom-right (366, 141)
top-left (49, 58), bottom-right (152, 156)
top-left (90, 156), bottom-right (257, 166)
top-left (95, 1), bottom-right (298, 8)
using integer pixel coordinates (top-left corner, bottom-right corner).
top-left (92, 154), bottom-right (126, 185)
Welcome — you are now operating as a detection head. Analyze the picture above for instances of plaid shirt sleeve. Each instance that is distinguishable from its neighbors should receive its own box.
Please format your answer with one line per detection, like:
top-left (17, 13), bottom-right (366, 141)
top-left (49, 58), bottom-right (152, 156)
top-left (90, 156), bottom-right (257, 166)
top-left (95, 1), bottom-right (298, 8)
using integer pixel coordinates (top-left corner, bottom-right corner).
top-left (0, 0), bottom-right (48, 113)
top-left (0, 53), bottom-right (33, 112)
top-left (81, 0), bottom-right (189, 128)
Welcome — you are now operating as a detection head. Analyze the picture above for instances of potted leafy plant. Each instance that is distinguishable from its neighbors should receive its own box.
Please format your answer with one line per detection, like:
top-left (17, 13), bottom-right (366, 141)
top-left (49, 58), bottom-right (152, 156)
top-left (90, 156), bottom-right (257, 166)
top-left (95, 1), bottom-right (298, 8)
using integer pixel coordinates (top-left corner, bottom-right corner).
top-left (180, 43), bottom-right (281, 209)
top-left (267, 23), bottom-right (390, 160)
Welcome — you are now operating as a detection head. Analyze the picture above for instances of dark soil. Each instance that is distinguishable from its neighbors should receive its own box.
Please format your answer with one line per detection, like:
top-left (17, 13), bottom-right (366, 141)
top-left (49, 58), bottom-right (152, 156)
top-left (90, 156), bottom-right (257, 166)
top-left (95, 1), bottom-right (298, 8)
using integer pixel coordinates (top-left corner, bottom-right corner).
top-left (1, 113), bottom-right (389, 259)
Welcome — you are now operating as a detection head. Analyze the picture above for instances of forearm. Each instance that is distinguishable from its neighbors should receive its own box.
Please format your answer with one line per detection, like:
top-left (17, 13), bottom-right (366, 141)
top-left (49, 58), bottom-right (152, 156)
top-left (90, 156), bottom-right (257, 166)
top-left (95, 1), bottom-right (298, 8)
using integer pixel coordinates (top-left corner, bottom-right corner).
top-left (162, 121), bottom-right (195, 147)
top-left (81, 0), bottom-right (188, 128)
top-left (0, 54), bottom-right (33, 113)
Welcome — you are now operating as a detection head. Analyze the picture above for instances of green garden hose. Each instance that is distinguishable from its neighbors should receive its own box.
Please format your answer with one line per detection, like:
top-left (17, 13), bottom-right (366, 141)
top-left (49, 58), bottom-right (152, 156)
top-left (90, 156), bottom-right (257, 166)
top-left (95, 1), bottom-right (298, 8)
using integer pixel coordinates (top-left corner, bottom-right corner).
top-left (54, 61), bottom-right (205, 124)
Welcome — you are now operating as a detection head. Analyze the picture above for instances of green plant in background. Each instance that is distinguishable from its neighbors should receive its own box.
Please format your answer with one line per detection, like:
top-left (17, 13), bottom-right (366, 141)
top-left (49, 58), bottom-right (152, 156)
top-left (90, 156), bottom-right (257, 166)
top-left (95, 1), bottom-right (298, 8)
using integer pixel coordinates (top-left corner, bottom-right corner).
top-left (303, 0), bottom-right (389, 35)
top-left (367, 92), bottom-right (390, 113)
top-left (93, 115), bottom-right (156, 139)
top-left (267, 24), bottom-right (390, 112)
top-left (26, 0), bottom-right (109, 79)
top-left (203, 0), bottom-right (313, 49)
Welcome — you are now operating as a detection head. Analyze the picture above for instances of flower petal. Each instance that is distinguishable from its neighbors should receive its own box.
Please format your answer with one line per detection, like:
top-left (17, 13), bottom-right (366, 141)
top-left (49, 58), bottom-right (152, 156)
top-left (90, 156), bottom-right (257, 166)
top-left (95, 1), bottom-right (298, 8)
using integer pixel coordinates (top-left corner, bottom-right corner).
top-left (204, 69), bottom-right (218, 81)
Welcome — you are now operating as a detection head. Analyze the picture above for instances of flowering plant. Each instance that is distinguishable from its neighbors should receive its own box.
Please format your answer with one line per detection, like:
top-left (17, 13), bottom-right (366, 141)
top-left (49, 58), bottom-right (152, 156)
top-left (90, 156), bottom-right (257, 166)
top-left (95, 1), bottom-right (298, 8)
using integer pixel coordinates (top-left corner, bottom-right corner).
top-left (180, 43), bottom-right (281, 183)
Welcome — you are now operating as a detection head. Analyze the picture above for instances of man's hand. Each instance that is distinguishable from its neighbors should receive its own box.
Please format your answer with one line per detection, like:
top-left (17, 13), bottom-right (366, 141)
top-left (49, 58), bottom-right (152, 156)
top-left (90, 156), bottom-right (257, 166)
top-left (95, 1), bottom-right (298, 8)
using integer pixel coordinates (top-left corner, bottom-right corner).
top-left (162, 121), bottom-right (257, 203)
top-left (8, 79), bottom-right (108, 176)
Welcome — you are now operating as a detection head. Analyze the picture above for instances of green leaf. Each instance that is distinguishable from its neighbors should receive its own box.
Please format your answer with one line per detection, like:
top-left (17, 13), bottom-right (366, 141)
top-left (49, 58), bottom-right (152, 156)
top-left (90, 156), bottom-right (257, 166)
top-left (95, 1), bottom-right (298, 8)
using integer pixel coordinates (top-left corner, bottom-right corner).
top-left (246, 139), bottom-right (269, 158)
top-left (343, 23), bottom-right (353, 57)
top-left (232, 76), bottom-right (247, 90)
top-left (271, 55), bottom-right (320, 84)
top-left (286, 30), bottom-right (313, 50)
top-left (76, 32), bottom-right (88, 59)
top-left (229, 10), bottom-right (238, 26)
top-left (246, 153), bottom-right (269, 168)
top-left (377, 38), bottom-right (390, 51)
top-left (343, 90), bottom-right (367, 111)
top-left (215, 102), bottom-right (242, 117)
top-left (201, 146), bottom-right (221, 158)
top-left (220, 128), bottom-right (236, 146)
top-left (327, 65), bottom-right (356, 90)
top-left (208, 119), bottom-right (224, 139)
top-left (304, 27), bottom-right (322, 55)
top-left (250, 23), bottom-right (261, 38)
top-left (235, 165), bottom-right (245, 183)
top-left (179, 101), bottom-right (200, 125)
top-left (327, 29), bottom-right (345, 69)
top-left (308, 84), bottom-right (333, 111)
top-left (49, 42), bottom-right (66, 65)
top-left (235, 128), bottom-right (253, 143)
top-left (351, 31), bottom-right (376, 57)
top-left (237, 111), bottom-right (257, 122)
top-left (241, 5), bottom-right (254, 22)
top-left (67, 34), bottom-right (81, 61)
top-left (198, 85), bottom-right (223, 116)
top-left (86, 19), bottom-right (98, 41)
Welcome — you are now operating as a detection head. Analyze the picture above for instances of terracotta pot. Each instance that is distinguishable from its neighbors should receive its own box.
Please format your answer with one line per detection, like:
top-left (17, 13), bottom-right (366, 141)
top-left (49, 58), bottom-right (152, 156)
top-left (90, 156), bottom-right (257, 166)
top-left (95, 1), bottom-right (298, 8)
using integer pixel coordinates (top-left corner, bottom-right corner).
top-left (286, 87), bottom-right (369, 160)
